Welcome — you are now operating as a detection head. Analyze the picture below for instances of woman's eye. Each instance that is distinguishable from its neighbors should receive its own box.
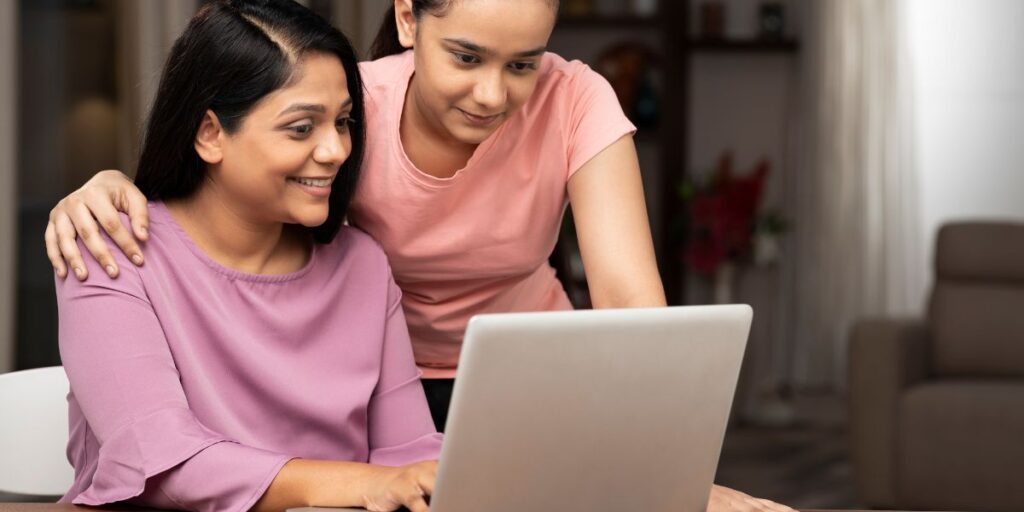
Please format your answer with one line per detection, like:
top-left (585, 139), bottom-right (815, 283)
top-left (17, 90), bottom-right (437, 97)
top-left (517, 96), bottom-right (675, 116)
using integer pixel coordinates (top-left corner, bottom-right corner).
top-left (288, 123), bottom-right (314, 136)
top-left (336, 117), bottom-right (353, 132)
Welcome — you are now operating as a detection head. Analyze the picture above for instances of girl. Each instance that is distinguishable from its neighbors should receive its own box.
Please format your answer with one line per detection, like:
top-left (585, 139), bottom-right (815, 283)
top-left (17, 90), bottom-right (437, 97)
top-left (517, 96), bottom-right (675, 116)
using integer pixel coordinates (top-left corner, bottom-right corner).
top-left (47, 2), bottom-right (792, 510)
top-left (56, 2), bottom-right (439, 511)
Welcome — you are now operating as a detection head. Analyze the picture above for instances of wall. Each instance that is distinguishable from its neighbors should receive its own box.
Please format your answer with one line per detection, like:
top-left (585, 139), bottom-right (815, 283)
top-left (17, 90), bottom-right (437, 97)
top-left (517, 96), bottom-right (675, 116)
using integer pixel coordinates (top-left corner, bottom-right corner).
top-left (909, 0), bottom-right (1024, 274)
top-left (1, 0), bottom-right (17, 372)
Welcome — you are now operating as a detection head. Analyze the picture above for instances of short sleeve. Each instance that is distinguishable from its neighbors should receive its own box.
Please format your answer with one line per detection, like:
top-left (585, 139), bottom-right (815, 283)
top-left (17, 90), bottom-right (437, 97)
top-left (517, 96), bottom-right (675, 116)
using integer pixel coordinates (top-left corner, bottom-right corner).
top-left (565, 65), bottom-right (638, 180)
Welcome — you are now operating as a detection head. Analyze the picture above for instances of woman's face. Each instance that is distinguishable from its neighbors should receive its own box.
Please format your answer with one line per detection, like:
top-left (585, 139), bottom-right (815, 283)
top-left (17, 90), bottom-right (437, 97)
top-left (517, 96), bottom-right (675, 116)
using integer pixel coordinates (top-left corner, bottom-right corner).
top-left (400, 0), bottom-right (557, 145)
top-left (204, 53), bottom-right (353, 228)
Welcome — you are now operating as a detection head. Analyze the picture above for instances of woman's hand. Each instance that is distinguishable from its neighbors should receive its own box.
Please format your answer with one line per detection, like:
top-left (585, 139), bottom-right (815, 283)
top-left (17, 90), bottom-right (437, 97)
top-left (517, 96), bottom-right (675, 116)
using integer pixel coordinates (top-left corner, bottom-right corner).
top-left (361, 460), bottom-right (437, 512)
top-left (46, 170), bottom-right (149, 280)
top-left (708, 484), bottom-right (795, 512)
top-left (256, 459), bottom-right (438, 512)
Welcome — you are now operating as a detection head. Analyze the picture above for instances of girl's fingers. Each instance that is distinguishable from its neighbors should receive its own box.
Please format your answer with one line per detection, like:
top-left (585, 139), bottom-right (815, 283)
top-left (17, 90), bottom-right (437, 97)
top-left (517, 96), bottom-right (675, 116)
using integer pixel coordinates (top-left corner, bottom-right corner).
top-left (44, 221), bottom-right (67, 278)
top-left (55, 213), bottom-right (88, 281)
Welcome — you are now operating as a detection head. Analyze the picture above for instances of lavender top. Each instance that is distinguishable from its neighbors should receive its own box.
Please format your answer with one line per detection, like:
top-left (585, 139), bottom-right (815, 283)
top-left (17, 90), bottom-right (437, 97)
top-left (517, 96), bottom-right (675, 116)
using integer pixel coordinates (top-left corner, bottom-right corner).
top-left (55, 202), bottom-right (442, 512)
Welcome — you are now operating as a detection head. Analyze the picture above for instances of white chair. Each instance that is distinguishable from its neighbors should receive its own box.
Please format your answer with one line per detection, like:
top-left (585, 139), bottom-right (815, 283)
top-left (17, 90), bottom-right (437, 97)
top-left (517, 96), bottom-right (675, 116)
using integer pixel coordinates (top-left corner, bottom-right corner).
top-left (0, 366), bottom-right (75, 497)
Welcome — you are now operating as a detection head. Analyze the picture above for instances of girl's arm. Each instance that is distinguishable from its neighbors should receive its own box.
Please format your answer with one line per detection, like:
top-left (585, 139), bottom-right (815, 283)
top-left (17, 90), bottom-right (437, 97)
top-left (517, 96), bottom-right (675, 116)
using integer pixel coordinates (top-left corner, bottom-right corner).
top-left (45, 169), bottom-right (150, 280)
top-left (567, 134), bottom-right (667, 309)
top-left (568, 137), bottom-right (795, 512)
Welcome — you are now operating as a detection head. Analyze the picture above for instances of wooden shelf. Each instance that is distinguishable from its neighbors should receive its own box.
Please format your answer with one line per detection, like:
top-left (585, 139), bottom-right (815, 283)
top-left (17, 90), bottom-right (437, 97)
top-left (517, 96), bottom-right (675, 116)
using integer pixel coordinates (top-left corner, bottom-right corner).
top-left (689, 38), bottom-right (800, 54)
top-left (556, 15), bottom-right (659, 29)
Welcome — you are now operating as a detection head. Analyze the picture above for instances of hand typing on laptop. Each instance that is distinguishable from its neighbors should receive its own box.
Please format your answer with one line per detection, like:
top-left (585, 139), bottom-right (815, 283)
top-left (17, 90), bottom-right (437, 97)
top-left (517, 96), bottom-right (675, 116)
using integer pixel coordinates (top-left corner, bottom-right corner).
top-left (709, 484), bottom-right (795, 512)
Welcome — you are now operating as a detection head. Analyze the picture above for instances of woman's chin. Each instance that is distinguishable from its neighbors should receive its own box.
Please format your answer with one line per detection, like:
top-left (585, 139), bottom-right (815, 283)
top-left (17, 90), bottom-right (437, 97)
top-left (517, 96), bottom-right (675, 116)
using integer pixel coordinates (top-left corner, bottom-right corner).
top-left (291, 208), bottom-right (330, 228)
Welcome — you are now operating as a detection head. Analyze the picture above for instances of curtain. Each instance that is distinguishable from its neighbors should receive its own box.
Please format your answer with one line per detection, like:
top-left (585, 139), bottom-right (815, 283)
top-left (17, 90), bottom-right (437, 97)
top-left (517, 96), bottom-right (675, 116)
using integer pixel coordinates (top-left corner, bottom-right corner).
top-left (115, 0), bottom-right (199, 172)
top-left (780, 0), bottom-right (926, 389)
top-left (0, 0), bottom-right (17, 372)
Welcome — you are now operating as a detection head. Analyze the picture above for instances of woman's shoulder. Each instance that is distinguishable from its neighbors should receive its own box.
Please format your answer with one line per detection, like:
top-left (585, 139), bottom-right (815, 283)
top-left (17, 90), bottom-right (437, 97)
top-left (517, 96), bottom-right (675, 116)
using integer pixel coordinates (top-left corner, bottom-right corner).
top-left (319, 225), bottom-right (392, 271)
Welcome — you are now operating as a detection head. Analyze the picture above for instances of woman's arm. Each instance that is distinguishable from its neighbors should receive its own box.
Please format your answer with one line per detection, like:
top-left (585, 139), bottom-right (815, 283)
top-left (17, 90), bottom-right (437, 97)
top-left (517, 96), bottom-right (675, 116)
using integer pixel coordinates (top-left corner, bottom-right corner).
top-left (57, 233), bottom-right (435, 512)
top-left (567, 135), bottom-right (666, 309)
top-left (45, 170), bottom-right (149, 280)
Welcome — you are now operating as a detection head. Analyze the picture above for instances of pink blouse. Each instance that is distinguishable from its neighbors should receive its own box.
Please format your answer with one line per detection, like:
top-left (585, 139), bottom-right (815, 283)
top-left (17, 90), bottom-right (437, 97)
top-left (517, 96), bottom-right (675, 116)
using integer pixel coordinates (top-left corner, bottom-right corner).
top-left (55, 202), bottom-right (442, 512)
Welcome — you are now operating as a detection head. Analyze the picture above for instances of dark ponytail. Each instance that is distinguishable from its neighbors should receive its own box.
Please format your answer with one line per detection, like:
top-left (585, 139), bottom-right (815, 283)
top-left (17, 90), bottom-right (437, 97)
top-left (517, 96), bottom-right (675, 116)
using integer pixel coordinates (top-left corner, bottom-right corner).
top-left (369, 1), bottom-right (453, 61)
top-left (369, 6), bottom-right (404, 60)
top-left (368, 0), bottom-right (561, 61)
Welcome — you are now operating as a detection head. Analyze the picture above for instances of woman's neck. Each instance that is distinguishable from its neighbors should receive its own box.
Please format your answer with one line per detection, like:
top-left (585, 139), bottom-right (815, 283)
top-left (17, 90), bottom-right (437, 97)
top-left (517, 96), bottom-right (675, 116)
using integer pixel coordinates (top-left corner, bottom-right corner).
top-left (400, 75), bottom-right (478, 179)
top-left (167, 181), bottom-right (308, 275)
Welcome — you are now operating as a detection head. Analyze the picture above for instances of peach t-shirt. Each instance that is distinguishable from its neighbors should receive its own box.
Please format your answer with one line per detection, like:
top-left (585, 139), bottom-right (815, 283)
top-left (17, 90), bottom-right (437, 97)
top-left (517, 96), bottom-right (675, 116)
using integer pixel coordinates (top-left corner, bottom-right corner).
top-left (350, 51), bottom-right (636, 378)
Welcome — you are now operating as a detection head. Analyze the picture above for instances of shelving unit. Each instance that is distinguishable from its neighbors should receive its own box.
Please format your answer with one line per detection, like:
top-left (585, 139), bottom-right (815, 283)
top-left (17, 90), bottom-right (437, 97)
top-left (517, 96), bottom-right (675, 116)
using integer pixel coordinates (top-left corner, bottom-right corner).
top-left (552, 1), bottom-right (800, 306)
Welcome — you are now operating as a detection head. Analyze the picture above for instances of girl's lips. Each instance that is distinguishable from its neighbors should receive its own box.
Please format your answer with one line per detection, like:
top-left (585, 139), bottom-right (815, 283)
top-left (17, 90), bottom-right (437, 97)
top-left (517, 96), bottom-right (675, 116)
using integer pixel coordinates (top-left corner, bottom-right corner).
top-left (459, 108), bottom-right (501, 127)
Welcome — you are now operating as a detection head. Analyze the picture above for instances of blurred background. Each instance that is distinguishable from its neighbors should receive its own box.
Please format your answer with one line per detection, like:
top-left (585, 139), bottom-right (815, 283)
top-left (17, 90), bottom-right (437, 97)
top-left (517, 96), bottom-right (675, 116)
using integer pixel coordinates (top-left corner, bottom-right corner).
top-left (1, 0), bottom-right (1023, 510)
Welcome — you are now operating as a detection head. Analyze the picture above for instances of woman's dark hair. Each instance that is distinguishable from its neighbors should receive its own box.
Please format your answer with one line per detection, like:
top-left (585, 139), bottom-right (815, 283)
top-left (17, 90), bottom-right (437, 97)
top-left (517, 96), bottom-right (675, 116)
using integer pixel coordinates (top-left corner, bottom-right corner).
top-left (369, 0), bottom-right (559, 61)
top-left (134, 0), bottom-right (364, 244)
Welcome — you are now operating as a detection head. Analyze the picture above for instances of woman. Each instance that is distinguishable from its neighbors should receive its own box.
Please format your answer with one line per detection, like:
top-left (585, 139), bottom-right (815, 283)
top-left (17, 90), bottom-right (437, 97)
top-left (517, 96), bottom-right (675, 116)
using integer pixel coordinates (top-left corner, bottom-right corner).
top-left (56, 2), bottom-right (439, 511)
top-left (48, 2), bottom-right (792, 510)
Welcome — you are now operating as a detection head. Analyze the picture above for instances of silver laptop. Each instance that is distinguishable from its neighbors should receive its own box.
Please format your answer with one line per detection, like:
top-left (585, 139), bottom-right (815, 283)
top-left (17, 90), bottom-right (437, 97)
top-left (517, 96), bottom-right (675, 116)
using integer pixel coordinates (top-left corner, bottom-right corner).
top-left (294, 305), bottom-right (751, 512)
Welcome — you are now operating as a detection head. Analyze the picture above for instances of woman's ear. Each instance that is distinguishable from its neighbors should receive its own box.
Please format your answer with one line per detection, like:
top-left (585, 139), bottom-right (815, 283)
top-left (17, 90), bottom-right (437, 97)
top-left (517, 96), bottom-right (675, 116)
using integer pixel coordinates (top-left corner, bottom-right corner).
top-left (395, 0), bottom-right (417, 50)
top-left (194, 110), bottom-right (224, 165)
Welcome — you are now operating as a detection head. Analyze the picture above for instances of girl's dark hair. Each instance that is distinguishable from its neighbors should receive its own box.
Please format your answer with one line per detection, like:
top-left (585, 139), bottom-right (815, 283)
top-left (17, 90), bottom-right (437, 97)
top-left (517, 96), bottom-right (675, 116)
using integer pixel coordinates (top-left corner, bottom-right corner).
top-left (370, 0), bottom-right (559, 61)
top-left (370, 1), bottom-right (449, 61)
top-left (134, 0), bottom-right (364, 244)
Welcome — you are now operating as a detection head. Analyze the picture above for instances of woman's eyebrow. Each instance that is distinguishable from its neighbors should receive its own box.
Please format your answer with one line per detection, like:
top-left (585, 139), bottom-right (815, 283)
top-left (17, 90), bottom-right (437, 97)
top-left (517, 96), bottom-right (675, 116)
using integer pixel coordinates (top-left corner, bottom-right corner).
top-left (278, 103), bottom-right (326, 117)
top-left (278, 97), bottom-right (353, 117)
top-left (443, 38), bottom-right (546, 58)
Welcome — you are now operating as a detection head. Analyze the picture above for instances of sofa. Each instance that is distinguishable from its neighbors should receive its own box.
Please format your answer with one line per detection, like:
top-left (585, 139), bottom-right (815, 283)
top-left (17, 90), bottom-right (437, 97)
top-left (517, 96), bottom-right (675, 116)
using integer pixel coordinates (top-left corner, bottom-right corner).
top-left (849, 222), bottom-right (1024, 512)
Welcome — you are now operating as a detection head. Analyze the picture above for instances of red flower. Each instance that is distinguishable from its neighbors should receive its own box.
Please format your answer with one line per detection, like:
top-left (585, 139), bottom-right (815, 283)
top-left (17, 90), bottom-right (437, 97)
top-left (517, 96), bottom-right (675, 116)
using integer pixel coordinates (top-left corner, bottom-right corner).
top-left (684, 152), bottom-right (770, 276)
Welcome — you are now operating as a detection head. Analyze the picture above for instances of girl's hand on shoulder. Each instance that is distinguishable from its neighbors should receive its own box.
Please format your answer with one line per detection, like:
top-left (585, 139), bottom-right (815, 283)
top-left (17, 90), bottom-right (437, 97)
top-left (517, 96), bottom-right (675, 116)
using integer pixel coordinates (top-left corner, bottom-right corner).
top-left (708, 484), bottom-right (796, 512)
top-left (46, 169), bottom-right (149, 280)
top-left (362, 460), bottom-right (438, 512)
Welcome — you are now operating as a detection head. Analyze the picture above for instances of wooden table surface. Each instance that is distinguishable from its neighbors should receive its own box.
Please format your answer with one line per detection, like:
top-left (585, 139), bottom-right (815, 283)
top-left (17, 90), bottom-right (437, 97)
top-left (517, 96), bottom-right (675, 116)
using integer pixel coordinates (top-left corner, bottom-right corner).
top-left (0, 504), bottom-right (933, 512)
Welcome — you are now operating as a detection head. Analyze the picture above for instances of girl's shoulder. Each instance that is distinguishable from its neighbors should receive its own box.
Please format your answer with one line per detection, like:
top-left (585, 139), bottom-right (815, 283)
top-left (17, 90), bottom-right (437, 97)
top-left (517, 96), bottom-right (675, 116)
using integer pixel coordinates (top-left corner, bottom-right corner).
top-left (519, 52), bottom-right (617, 120)
top-left (358, 51), bottom-right (414, 90)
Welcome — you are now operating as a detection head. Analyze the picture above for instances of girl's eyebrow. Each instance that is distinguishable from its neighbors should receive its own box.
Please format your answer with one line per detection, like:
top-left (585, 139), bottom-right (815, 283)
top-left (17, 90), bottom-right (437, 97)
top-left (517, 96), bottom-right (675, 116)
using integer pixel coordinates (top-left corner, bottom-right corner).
top-left (443, 38), bottom-right (546, 58)
top-left (277, 98), bottom-right (353, 118)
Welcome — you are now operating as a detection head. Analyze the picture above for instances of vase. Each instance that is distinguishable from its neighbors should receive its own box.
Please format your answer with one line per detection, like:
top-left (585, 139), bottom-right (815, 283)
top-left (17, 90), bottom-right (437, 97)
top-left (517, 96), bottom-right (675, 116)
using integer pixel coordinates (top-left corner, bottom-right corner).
top-left (712, 262), bottom-right (735, 304)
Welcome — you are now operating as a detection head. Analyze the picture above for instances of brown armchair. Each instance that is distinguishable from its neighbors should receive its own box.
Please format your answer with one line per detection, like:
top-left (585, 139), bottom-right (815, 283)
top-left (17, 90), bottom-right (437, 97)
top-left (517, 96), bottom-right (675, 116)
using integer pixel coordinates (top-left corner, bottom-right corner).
top-left (849, 222), bottom-right (1024, 512)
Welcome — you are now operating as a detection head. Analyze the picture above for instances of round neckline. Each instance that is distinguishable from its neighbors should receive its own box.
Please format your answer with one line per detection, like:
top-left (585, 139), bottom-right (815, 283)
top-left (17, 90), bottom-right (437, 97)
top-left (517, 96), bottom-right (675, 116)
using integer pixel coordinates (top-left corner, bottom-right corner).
top-left (391, 51), bottom-right (507, 189)
top-left (150, 202), bottom-right (318, 284)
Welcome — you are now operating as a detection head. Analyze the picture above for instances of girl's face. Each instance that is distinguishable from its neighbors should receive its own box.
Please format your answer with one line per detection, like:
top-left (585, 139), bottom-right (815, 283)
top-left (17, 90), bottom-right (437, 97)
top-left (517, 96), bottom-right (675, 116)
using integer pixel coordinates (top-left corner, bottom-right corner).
top-left (398, 0), bottom-right (557, 145)
top-left (200, 53), bottom-right (353, 228)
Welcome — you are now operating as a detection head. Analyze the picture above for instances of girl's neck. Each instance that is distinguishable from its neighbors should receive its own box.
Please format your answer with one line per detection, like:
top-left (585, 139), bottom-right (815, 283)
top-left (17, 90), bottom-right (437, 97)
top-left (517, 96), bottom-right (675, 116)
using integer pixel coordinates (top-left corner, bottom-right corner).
top-left (400, 75), bottom-right (478, 179)
top-left (166, 181), bottom-right (308, 275)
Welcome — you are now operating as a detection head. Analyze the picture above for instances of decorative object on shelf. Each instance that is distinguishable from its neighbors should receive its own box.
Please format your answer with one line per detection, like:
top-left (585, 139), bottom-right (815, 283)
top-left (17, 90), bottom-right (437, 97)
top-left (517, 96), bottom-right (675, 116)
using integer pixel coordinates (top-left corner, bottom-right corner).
top-left (699, 1), bottom-right (726, 39)
top-left (676, 152), bottom-right (788, 282)
top-left (561, 0), bottom-right (594, 18)
top-left (758, 2), bottom-right (785, 40)
top-left (595, 42), bottom-right (660, 129)
top-left (594, 0), bottom-right (628, 16)
top-left (632, 0), bottom-right (658, 17)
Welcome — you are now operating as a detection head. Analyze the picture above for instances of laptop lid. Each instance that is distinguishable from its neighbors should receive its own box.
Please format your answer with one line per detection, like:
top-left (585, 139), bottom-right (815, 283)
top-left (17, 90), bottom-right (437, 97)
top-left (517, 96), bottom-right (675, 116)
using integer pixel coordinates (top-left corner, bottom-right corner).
top-left (429, 305), bottom-right (752, 512)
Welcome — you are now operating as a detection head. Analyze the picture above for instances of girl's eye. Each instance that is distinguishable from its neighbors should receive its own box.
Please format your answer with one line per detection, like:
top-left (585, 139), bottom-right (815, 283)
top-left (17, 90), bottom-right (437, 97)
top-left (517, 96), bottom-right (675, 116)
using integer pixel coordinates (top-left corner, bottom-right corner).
top-left (336, 117), bottom-right (353, 132)
top-left (510, 61), bottom-right (536, 72)
top-left (453, 52), bottom-right (479, 65)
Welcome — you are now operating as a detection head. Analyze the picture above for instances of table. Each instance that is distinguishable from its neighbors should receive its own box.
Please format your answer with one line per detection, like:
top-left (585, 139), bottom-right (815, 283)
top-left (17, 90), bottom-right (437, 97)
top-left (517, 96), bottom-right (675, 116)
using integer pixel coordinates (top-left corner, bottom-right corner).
top-left (0, 505), bottom-right (937, 512)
